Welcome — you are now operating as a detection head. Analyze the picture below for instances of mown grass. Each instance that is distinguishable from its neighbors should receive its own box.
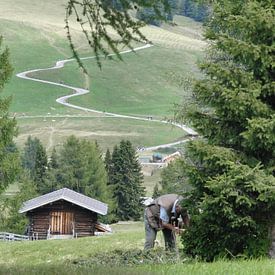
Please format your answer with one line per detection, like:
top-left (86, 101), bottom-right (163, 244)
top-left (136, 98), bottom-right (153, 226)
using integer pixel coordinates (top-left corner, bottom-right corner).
top-left (15, 117), bottom-right (187, 151)
top-left (0, 15), bottom-right (198, 158)
top-left (0, 222), bottom-right (273, 275)
top-left (0, 0), bottom-right (202, 193)
top-left (0, 1), bottom-right (203, 154)
top-left (30, 46), bottom-right (202, 118)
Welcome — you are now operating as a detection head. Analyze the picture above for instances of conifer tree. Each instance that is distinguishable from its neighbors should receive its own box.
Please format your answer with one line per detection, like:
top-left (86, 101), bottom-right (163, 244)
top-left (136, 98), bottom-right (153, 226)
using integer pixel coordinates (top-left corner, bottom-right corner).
top-left (110, 140), bottom-right (145, 220)
top-left (0, 172), bottom-right (38, 234)
top-left (0, 36), bottom-right (20, 195)
top-left (22, 136), bottom-right (48, 193)
top-left (49, 147), bottom-right (59, 169)
top-left (46, 136), bottom-right (112, 206)
top-left (104, 148), bottom-right (112, 185)
top-left (179, 0), bottom-right (275, 260)
top-left (152, 183), bottom-right (161, 199)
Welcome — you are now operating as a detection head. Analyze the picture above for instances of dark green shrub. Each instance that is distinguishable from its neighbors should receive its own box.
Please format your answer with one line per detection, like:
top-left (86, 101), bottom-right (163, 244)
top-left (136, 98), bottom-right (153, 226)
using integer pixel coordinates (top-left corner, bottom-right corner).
top-left (182, 154), bottom-right (275, 261)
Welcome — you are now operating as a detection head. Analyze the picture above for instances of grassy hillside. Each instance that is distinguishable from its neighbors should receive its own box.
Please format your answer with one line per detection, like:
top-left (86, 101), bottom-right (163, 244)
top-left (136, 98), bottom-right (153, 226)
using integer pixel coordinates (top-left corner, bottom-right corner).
top-left (0, 1), bottom-right (204, 147)
top-left (14, 117), bottom-right (186, 151)
top-left (0, 0), bottom-right (204, 192)
top-left (31, 46), bottom-right (200, 118)
top-left (0, 222), bottom-right (273, 275)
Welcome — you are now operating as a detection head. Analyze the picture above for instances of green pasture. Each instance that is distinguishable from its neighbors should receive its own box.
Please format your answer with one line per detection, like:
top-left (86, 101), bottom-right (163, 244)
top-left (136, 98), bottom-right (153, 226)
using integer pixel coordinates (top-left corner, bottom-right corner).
top-left (0, 15), bottom-right (202, 155)
top-left (0, 0), bottom-right (204, 150)
top-left (30, 46), bottom-right (201, 118)
top-left (0, 19), bottom-right (84, 116)
top-left (15, 117), bottom-right (187, 152)
top-left (0, 222), bottom-right (273, 275)
top-left (0, 0), bottom-right (202, 193)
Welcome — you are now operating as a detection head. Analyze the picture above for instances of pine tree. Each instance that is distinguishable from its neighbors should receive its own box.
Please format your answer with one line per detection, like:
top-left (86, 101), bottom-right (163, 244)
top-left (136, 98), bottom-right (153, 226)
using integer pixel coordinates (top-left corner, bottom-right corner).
top-left (0, 172), bottom-right (38, 234)
top-left (22, 136), bottom-right (48, 193)
top-left (179, 0), bottom-right (275, 260)
top-left (110, 140), bottom-right (145, 221)
top-left (104, 148), bottom-right (112, 185)
top-left (46, 136), bottom-right (112, 207)
top-left (49, 147), bottom-right (59, 169)
top-left (0, 36), bottom-right (20, 194)
top-left (175, 0), bottom-right (208, 22)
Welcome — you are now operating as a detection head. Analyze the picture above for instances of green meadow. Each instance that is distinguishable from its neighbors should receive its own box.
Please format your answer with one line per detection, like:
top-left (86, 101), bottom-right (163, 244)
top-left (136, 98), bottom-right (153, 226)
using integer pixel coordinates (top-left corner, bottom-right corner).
top-left (0, 0), bottom-right (202, 192)
top-left (30, 46), bottom-right (201, 118)
top-left (15, 117), bottom-right (186, 151)
top-left (0, 222), bottom-right (273, 275)
top-left (0, 0), bottom-right (203, 148)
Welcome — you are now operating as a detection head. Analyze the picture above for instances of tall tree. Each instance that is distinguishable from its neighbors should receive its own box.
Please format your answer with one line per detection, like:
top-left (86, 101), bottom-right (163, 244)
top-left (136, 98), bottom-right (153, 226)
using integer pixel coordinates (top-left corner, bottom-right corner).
top-left (0, 36), bottom-right (20, 195)
top-left (104, 148), bottom-right (112, 185)
top-left (175, 0), bottom-right (209, 22)
top-left (46, 136), bottom-right (112, 206)
top-left (110, 140), bottom-right (145, 220)
top-left (21, 136), bottom-right (48, 193)
top-left (178, 0), bottom-right (275, 260)
top-left (49, 147), bottom-right (59, 170)
top-left (0, 172), bottom-right (38, 234)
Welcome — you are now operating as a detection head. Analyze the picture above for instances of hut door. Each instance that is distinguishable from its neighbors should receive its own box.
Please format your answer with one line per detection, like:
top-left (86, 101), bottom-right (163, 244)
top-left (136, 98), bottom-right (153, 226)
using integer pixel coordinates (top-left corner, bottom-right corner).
top-left (50, 211), bottom-right (74, 234)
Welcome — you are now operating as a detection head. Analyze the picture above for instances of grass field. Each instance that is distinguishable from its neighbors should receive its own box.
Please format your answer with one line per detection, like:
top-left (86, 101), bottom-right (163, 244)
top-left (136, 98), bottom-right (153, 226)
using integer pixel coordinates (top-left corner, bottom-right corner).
top-left (15, 117), bottom-right (187, 152)
top-left (30, 46), bottom-right (201, 118)
top-left (0, 0), bottom-right (203, 193)
top-left (0, 0), bottom-right (204, 135)
top-left (0, 222), bottom-right (273, 275)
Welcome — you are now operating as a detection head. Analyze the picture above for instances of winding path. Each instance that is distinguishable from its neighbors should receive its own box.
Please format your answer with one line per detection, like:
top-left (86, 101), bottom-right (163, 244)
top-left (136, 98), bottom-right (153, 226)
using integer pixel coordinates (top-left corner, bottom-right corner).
top-left (16, 44), bottom-right (197, 151)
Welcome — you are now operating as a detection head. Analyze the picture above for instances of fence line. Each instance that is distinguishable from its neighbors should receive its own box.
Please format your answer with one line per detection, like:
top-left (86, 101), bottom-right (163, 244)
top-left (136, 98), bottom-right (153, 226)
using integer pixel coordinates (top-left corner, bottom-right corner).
top-left (0, 232), bottom-right (29, 241)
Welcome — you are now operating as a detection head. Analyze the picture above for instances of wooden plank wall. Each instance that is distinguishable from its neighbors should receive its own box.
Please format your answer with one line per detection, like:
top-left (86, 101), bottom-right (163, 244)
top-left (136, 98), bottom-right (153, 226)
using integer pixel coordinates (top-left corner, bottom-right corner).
top-left (27, 200), bottom-right (97, 240)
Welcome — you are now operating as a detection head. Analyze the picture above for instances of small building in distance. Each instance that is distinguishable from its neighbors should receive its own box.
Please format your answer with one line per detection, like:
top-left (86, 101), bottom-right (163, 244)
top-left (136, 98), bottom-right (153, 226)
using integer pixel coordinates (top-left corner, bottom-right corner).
top-left (162, 151), bottom-right (181, 164)
top-left (19, 188), bottom-right (108, 240)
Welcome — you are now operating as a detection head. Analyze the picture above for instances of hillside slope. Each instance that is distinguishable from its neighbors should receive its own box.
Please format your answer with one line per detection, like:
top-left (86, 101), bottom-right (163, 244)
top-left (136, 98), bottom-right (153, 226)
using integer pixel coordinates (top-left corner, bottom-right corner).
top-left (0, 1), bottom-right (204, 153)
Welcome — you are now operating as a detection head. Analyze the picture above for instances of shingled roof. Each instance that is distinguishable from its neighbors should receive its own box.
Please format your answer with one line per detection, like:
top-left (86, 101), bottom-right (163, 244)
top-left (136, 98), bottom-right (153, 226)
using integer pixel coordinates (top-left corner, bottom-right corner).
top-left (19, 188), bottom-right (108, 215)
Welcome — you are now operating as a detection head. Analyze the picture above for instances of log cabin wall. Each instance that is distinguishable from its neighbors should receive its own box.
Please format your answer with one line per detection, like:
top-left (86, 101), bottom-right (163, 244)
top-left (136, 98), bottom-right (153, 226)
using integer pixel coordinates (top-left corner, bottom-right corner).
top-left (27, 200), bottom-right (98, 240)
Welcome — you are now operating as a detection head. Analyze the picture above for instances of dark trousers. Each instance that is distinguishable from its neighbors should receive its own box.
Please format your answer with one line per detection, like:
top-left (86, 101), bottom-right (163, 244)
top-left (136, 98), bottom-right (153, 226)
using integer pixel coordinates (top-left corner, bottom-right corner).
top-left (144, 213), bottom-right (176, 250)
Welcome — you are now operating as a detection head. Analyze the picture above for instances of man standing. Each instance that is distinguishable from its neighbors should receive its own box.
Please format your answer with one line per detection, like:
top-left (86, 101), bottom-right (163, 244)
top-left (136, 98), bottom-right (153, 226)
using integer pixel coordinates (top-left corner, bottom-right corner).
top-left (144, 194), bottom-right (189, 250)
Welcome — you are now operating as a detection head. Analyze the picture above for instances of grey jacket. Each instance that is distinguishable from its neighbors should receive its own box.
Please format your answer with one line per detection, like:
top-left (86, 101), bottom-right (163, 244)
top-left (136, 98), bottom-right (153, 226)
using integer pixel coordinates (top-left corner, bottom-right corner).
top-left (145, 194), bottom-right (182, 229)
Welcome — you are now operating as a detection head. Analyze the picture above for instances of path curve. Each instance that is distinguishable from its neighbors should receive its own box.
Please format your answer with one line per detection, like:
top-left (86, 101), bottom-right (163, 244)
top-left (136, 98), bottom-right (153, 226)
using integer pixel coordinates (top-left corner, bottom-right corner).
top-left (16, 44), bottom-right (197, 151)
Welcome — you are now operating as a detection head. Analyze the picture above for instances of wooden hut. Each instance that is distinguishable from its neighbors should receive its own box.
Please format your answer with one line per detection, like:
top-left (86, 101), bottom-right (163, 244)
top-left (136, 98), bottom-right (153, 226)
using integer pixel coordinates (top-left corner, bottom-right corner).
top-left (19, 188), bottom-right (108, 240)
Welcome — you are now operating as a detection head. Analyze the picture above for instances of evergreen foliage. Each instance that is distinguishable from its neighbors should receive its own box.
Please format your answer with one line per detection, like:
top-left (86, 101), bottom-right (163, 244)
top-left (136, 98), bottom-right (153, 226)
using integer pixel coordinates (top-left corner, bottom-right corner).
top-left (0, 36), bottom-right (20, 195)
top-left (49, 147), bottom-right (59, 170)
top-left (0, 173), bottom-right (38, 234)
top-left (44, 136), bottom-right (112, 205)
top-left (109, 140), bottom-right (145, 220)
top-left (176, 0), bottom-right (208, 22)
top-left (104, 148), bottom-right (112, 185)
top-left (179, 0), bottom-right (275, 260)
top-left (21, 136), bottom-right (48, 193)
top-left (136, 7), bottom-right (162, 26)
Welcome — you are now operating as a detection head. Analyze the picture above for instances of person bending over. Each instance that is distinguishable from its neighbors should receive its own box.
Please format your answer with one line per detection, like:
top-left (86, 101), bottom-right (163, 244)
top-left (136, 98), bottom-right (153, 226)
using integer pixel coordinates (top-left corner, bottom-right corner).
top-left (144, 194), bottom-right (189, 250)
